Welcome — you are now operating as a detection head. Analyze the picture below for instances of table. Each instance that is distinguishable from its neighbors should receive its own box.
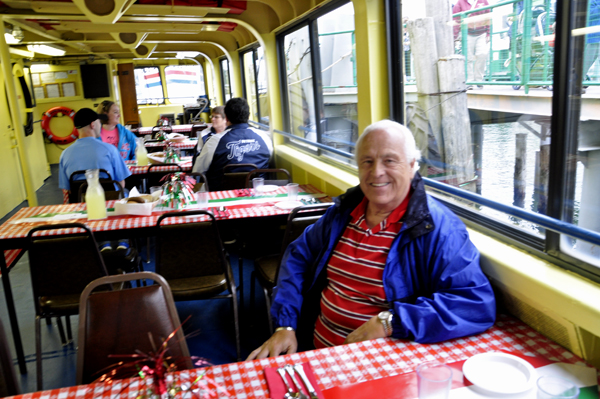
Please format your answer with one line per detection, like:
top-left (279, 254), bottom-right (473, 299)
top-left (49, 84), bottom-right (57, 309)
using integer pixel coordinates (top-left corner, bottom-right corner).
top-left (134, 124), bottom-right (197, 135)
top-left (0, 185), bottom-right (330, 374)
top-left (5, 314), bottom-right (599, 399)
top-left (125, 159), bottom-right (193, 174)
top-left (144, 138), bottom-right (197, 151)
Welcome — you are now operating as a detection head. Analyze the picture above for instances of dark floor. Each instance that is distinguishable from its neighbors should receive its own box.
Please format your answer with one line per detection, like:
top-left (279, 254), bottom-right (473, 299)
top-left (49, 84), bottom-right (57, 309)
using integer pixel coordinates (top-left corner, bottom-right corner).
top-left (0, 165), bottom-right (273, 394)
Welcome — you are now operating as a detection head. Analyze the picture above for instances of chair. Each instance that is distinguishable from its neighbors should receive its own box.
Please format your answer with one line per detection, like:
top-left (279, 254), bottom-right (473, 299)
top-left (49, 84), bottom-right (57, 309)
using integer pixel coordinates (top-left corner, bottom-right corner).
top-left (27, 223), bottom-right (110, 390)
top-left (0, 317), bottom-right (19, 397)
top-left (145, 164), bottom-right (183, 192)
top-left (77, 272), bottom-right (192, 385)
top-left (244, 168), bottom-right (292, 188)
top-left (251, 203), bottom-right (333, 334)
top-left (190, 124), bottom-right (208, 138)
top-left (77, 179), bottom-right (125, 202)
top-left (68, 169), bottom-right (113, 203)
top-left (144, 140), bottom-right (167, 154)
top-left (188, 172), bottom-right (209, 192)
top-left (155, 210), bottom-right (240, 360)
top-left (220, 163), bottom-right (258, 191)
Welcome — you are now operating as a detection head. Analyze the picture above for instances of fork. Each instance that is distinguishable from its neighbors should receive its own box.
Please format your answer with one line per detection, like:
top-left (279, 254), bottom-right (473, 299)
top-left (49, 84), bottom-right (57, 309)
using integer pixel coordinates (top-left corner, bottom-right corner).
top-left (284, 364), bottom-right (309, 399)
top-left (276, 367), bottom-right (298, 399)
top-left (293, 364), bottom-right (319, 399)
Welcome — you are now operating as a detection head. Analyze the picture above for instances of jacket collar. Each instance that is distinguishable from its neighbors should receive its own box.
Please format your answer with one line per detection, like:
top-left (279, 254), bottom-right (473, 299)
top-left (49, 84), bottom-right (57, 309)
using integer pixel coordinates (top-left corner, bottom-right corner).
top-left (336, 172), bottom-right (433, 237)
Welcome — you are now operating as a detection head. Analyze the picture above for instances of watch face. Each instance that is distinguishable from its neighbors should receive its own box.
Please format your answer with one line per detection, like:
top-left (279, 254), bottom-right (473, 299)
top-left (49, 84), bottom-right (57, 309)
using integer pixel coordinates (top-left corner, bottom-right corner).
top-left (379, 310), bottom-right (392, 320)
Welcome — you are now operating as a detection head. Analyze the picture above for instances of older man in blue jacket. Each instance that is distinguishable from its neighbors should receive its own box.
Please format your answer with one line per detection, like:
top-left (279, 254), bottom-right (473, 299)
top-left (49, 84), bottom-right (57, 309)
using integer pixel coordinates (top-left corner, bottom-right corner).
top-left (248, 120), bottom-right (495, 360)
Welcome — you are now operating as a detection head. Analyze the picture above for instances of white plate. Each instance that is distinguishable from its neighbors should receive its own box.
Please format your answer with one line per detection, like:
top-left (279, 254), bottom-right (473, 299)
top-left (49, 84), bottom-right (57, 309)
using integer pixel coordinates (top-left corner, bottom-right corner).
top-left (462, 352), bottom-right (536, 394)
top-left (256, 184), bottom-right (279, 193)
top-left (274, 201), bottom-right (304, 210)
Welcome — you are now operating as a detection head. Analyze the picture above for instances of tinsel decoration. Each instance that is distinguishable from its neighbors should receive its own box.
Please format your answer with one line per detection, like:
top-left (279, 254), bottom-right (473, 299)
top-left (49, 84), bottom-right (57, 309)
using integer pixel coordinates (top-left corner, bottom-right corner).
top-left (163, 143), bottom-right (182, 164)
top-left (158, 172), bottom-right (196, 210)
top-left (87, 321), bottom-right (230, 398)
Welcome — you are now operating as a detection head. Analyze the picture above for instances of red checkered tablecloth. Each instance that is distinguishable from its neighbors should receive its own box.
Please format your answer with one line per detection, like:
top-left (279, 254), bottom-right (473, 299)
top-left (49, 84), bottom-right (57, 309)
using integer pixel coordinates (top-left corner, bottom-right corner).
top-left (7, 315), bottom-right (598, 399)
top-left (0, 185), bottom-right (330, 241)
top-left (144, 139), bottom-right (197, 150)
top-left (126, 159), bottom-right (193, 174)
top-left (136, 124), bottom-right (195, 134)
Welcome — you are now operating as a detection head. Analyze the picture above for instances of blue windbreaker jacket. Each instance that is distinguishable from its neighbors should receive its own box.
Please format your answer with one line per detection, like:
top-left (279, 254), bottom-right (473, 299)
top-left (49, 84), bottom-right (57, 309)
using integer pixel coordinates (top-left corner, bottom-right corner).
top-left (272, 173), bottom-right (496, 347)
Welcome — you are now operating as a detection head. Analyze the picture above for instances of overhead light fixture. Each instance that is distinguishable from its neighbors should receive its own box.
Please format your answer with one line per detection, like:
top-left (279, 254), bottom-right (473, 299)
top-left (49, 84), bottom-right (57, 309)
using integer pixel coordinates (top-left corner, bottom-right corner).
top-left (4, 25), bottom-right (24, 44)
top-left (176, 51), bottom-right (200, 59)
top-left (27, 43), bottom-right (66, 57)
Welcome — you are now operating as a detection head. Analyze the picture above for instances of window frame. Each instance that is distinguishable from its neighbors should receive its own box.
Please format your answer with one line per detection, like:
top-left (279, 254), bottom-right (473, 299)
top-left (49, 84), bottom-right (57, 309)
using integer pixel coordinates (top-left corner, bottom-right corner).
top-left (276, 0), bottom-right (356, 163)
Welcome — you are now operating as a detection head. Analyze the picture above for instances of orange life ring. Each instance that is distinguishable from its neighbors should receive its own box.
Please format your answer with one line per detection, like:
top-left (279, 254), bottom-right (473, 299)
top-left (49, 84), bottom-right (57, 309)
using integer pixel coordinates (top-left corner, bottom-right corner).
top-left (41, 106), bottom-right (79, 145)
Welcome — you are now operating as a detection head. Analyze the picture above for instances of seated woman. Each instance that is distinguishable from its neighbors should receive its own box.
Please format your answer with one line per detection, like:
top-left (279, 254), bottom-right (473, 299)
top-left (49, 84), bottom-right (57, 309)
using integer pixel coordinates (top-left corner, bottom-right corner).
top-left (96, 100), bottom-right (138, 161)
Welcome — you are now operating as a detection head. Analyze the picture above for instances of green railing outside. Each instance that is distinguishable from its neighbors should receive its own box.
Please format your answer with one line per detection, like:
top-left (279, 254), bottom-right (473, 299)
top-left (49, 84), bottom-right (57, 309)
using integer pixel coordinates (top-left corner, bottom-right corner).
top-left (405, 0), bottom-right (599, 92)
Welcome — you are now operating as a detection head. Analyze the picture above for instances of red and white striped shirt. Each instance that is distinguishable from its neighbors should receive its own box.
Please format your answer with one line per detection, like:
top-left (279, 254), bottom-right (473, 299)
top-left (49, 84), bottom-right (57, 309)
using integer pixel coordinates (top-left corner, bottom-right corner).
top-left (313, 195), bottom-right (409, 348)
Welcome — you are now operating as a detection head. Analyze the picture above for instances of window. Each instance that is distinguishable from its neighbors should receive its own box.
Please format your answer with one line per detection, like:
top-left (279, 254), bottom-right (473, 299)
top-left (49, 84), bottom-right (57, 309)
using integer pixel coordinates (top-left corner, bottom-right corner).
top-left (241, 46), bottom-right (269, 125)
top-left (134, 67), bottom-right (164, 105)
top-left (220, 58), bottom-right (232, 103)
top-left (393, 0), bottom-right (600, 278)
top-left (164, 65), bottom-right (205, 104)
top-left (278, 1), bottom-right (357, 161)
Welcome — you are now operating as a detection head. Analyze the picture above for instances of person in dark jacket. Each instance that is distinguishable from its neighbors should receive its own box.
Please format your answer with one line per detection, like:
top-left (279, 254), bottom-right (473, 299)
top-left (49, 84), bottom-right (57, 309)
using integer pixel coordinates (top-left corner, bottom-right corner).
top-left (192, 98), bottom-right (272, 190)
top-left (247, 120), bottom-right (496, 360)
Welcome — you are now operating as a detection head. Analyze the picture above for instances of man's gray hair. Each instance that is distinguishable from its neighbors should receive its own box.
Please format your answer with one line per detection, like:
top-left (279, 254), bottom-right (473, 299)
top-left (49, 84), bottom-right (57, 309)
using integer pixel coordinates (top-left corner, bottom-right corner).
top-left (357, 119), bottom-right (422, 164)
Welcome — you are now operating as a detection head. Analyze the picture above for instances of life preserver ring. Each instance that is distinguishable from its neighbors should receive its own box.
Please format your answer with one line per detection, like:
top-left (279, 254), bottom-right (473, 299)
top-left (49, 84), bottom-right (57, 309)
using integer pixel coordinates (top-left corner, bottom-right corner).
top-left (41, 106), bottom-right (78, 145)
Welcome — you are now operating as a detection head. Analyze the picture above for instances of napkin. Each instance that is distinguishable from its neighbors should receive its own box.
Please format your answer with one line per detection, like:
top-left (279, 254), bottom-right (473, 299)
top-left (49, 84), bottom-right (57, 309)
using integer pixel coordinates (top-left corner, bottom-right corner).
top-left (265, 362), bottom-right (324, 399)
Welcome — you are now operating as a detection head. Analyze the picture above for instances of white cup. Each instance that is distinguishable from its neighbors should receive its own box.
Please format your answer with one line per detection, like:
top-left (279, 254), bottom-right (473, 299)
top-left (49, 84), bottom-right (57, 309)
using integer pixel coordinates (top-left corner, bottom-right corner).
top-left (286, 183), bottom-right (299, 202)
top-left (196, 190), bottom-right (209, 209)
top-left (416, 362), bottom-right (453, 399)
top-left (252, 177), bottom-right (264, 196)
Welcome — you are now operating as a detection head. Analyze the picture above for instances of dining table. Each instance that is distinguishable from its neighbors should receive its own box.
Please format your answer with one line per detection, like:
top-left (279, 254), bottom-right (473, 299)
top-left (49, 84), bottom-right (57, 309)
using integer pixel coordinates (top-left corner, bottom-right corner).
top-left (125, 158), bottom-right (193, 174)
top-left (4, 314), bottom-right (599, 399)
top-left (144, 138), bottom-right (198, 151)
top-left (0, 185), bottom-right (331, 375)
top-left (133, 124), bottom-right (197, 135)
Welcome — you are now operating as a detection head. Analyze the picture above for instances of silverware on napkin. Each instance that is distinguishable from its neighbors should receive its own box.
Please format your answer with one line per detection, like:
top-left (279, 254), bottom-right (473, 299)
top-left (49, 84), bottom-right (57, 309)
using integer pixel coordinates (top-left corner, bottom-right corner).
top-left (285, 365), bottom-right (309, 399)
top-left (276, 367), bottom-right (298, 399)
top-left (293, 364), bottom-right (319, 399)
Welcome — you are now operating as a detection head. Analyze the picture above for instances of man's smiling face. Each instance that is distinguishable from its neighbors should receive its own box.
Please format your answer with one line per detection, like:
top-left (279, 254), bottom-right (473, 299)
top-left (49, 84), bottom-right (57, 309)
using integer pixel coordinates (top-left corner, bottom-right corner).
top-left (357, 128), bottom-right (415, 214)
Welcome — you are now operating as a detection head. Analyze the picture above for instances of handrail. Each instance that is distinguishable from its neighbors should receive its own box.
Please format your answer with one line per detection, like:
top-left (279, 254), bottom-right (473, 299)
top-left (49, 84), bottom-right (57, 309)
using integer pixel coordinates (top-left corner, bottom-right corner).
top-left (404, 0), bottom-right (599, 89)
top-left (272, 129), bottom-right (354, 159)
top-left (424, 177), bottom-right (600, 247)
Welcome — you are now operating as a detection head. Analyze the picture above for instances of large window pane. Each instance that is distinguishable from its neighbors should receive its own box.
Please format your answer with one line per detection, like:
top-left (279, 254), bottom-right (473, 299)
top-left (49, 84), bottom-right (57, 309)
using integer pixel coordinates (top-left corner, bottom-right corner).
top-left (400, 0), bottom-right (599, 273)
top-left (220, 58), bottom-right (232, 103)
top-left (134, 67), bottom-right (164, 105)
top-left (256, 47), bottom-right (269, 126)
top-left (242, 51), bottom-right (259, 122)
top-left (317, 2), bottom-right (358, 155)
top-left (164, 65), bottom-right (205, 104)
top-left (283, 26), bottom-right (316, 141)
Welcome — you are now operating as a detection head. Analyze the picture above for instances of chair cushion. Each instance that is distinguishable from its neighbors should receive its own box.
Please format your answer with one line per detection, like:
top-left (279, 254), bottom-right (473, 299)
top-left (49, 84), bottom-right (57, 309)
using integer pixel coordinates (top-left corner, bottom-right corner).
top-left (167, 275), bottom-right (227, 300)
top-left (254, 255), bottom-right (279, 286)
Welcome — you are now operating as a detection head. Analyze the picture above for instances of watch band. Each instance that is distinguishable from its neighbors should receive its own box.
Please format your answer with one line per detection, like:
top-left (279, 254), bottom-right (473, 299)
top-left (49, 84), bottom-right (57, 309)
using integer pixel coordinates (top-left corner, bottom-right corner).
top-left (378, 311), bottom-right (393, 337)
top-left (275, 326), bottom-right (295, 332)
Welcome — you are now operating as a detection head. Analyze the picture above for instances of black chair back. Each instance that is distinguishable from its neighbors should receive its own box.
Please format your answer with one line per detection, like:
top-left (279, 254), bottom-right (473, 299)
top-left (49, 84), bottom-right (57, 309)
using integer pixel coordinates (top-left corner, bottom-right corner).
top-left (244, 168), bottom-right (292, 188)
top-left (77, 179), bottom-right (125, 203)
top-left (68, 169), bottom-right (112, 203)
top-left (155, 210), bottom-right (240, 359)
top-left (221, 163), bottom-right (258, 191)
top-left (145, 164), bottom-right (184, 192)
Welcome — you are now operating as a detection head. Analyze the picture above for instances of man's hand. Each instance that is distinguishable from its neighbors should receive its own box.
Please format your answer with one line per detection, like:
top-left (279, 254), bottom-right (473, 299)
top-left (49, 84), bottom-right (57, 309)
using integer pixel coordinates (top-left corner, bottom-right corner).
top-left (246, 330), bottom-right (298, 360)
top-left (344, 316), bottom-right (386, 345)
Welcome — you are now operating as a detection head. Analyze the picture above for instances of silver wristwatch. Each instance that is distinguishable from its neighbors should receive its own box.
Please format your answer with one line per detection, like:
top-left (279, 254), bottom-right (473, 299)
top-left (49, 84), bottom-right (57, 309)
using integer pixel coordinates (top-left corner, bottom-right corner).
top-left (378, 310), bottom-right (393, 337)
